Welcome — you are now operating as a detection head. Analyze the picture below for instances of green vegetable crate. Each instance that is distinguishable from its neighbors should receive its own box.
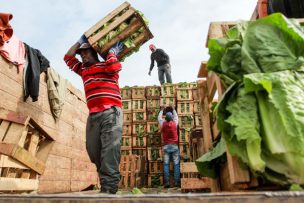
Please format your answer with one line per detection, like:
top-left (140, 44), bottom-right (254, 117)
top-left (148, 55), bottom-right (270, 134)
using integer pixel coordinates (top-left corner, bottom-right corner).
top-left (122, 124), bottom-right (132, 135)
top-left (121, 147), bottom-right (132, 155)
top-left (123, 111), bottom-right (132, 123)
top-left (147, 134), bottom-right (162, 147)
top-left (132, 123), bottom-right (146, 136)
top-left (132, 87), bottom-right (146, 99)
top-left (161, 83), bottom-right (176, 97)
top-left (146, 86), bottom-right (161, 99)
top-left (160, 97), bottom-right (176, 107)
top-left (179, 143), bottom-right (191, 161)
top-left (147, 109), bottom-right (160, 122)
top-left (146, 99), bottom-right (160, 109)
top-left (147, 147), bottom-right (163, 161)
top-left (176, 88), bottom-right (193, 101)
top-left (132, 111), bottom-right (146, 122)
top-left (177, 101), bottom-right (194, 115)
top-left (179, 128), bottom-right (191, 143)
top-left (121, 136), bottom-right (132, 147)
top-left (147, 122), bottom-right (159, 133)
top-left (84, 1), bottom-right (153, 61)
top-left (148, 173), bottom-right (163, 188)
top-left (120, 87), bottom-right (132, 99)
top-left (122, 99), bottom-right (132, 111)
top-left (132, 147), bottom-right (147, 157)
top-left (132, 136), bottom-right (147, 147)
top-left (132, 99), bottom-right (146, 110)
top-left (193, 101), bottom-right (200, 113)
top-left (194, 114), bottom-right (202, 128)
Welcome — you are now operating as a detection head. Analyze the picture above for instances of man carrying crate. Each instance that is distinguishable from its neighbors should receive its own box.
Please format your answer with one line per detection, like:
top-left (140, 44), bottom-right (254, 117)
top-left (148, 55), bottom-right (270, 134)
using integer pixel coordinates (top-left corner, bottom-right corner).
top-left (64, 35), bottom-right (124, 194)
top-left (158, 106), bottom-right (180, 188)
top-left (148, 44), bottom-right (172, 85)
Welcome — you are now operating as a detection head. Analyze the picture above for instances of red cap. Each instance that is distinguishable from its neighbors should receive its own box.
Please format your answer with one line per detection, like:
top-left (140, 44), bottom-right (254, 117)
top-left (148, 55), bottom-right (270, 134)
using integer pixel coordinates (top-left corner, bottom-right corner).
top-left (149, 44), bottom-right (156, 50)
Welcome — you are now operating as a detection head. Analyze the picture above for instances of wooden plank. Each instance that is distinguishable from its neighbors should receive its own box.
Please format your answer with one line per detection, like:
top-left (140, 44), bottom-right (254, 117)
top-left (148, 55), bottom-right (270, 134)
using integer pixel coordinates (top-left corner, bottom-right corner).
top-left (85, 1), bottom-right (130, 37)
top-left (226, 151), bottom-right (250, 184)
top-left (212, 120), bottom-right (220, 140)
top-left (181, 178), bottom-right (210, 190)
top-left (0, 143), bottom-right (45, 174)
top-left (180, 162), bottom-right (198, 173)
top-left (2, 123), bottom-right (25, 144)
top-left (18, 127), bottom-right (28, 147)
top-left (36, 140), bottom-right (55, 163)
top-left (0, 177), bottom-right (39, 191)
top-left (197, 61), bottom-right (208, 78)
top-left (0, 120), bottom-right (10, 141)
top-left (27, 131), bottom-right (40, 156)
top-left (207, 73), bottom-right (217, 102)
top-left (0, 155), bottom-right (28, 169)
top-left (89, 8), bottom-right (135, 45)
top-left (0, 108), bottom-right (30, 125)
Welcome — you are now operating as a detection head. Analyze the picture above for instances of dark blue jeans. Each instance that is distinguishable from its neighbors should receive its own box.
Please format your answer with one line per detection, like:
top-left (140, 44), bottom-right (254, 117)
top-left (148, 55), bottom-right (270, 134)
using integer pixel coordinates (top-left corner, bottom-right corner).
top-left (86, 106), bottom-right (123, 193)
top-left (163, 144), bottom-right (180, 186)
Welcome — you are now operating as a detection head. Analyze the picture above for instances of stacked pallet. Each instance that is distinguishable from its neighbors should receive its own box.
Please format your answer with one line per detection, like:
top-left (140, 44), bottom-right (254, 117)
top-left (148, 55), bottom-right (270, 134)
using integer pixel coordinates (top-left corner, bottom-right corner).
top-left (119, 155), bottom-right (144, 188)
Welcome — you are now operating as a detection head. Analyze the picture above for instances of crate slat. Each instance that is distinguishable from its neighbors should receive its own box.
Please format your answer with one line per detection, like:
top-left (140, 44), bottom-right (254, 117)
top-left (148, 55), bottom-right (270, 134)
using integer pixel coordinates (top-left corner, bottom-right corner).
top-left (148, 161), bottom-right (163, 174)
top-left (132, 136), bottom-right (147, 147)
top-left (147, 122), bottom-right (159, 134)
top-left (132, 111), bottom-right (146, 122)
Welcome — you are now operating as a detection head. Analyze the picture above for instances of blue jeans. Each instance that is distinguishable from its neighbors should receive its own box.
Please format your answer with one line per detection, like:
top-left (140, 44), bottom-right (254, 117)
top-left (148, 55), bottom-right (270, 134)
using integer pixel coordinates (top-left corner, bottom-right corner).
top-left (158, 64), bottom-right (172, 85)
top-left (163, 144), bottom-right (180, 186)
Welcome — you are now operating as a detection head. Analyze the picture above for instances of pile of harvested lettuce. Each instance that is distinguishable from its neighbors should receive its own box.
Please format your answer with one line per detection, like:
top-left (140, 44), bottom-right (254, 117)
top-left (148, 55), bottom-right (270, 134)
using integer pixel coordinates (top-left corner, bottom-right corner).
top-left (196, 13), bottom-right (304, 186)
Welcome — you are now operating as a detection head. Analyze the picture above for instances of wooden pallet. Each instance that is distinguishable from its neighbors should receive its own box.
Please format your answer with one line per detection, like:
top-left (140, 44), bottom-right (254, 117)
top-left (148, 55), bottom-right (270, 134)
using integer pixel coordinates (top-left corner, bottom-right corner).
top-left (85, 2), bottom-right (153, 61)
top-left (177, 101), bottom-right (194, 115)
top-left (119, 155), bottom-right (144, 189)
top-left (176, 88), bottom-right (193, 101)
top-left (148, 161), bottom-right (163, 174)
top-left (180, 162), bottom-right (211, 193)
top-left (146, 86), bottom-right (161, 98)
top-left (132, 111), bottom-right (146, 123)
top-left (147, 147), bottom-right (163, 161)
top-left (132, 136), bottom-right (147, 148)
top-left (131, 87), bottom-right (146, 99)
top-left (120, 87), bottom-right (132, 99)
top-left (122, 99), bottom-right (132, 111)
top-left (0, 109), bottom-right (55, 192)
top-left (132, 99), bottom-right (146, 110)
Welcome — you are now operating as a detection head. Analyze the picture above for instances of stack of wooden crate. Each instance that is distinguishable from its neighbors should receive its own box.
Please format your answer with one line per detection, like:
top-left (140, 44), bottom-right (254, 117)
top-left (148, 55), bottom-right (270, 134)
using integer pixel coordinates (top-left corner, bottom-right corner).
top-left (119, 155), bottom-right (144, 188)
top-left (0, 109), bottom-right (55, 192)
top-left (121, 87), bottom-right (132, 156)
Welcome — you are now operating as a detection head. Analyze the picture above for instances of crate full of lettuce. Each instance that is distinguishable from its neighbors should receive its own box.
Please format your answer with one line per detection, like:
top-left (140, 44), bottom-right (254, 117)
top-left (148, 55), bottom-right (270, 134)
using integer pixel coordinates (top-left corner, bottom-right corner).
top-left (84, 1), bottom-right (153, 61)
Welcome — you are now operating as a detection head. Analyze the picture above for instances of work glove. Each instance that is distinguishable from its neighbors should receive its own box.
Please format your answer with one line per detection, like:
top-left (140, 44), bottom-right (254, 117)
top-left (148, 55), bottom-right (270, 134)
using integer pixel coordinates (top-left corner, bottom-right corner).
top-left (77, 34), bottom-right (88, 45)
top-left (109, 41), bottom-right (124, 55)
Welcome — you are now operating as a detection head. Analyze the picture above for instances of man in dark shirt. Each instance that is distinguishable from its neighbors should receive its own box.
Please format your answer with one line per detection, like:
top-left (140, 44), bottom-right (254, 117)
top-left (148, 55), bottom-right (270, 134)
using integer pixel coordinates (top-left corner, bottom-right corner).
top-left (148, 44), bottom-right (172, 85)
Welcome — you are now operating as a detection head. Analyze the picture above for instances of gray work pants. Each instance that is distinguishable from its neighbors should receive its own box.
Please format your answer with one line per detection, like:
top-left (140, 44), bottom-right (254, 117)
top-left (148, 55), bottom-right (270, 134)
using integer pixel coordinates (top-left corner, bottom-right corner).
top-left (86, 106), bottom-right (123, 193)
top-left (158, 64), bottom-right (172, 85)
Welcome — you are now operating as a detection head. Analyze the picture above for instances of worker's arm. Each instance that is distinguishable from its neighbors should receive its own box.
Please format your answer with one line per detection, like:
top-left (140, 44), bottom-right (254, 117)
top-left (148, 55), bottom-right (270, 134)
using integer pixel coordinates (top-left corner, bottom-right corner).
top-left (148, 54), bottom-right (155, 75)
top-left (158, 109), bottom-right (164, 128)
top-left (172, 109), bottom-right (178, 126)
top-left (64, 41), bottom-right (83, 76)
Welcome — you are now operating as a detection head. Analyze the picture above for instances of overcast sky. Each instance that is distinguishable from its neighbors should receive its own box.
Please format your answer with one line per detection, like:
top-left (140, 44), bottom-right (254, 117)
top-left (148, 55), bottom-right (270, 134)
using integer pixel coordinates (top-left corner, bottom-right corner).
top-left (1, 0), bottom-right (257, 90)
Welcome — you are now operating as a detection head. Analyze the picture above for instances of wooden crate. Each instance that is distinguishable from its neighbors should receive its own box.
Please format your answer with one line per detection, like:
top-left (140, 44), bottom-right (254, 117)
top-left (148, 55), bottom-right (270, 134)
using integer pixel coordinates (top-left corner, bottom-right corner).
top-left (179, 128), bottom-right (191, 143)
top-left (147, 134), bottom-right (162, 147)
top-left (132, 123), bottom-right (146, 137)
top-left (0, 110), bottom-right (55, 192)
top-left (132, 147), bottom-right (147, 157)
top-left (160, 97), bottom-right (176, 107)
top-left (120, 87), bottom-right (132, 99)
top-left (147, 122), bottom-right (159, 134)
top-left (147, 98), bottom-right (160, 109)
top-left (147, 147), bottom-right (163, 161)
top-left (176, 88), bottom-right (193, 101)
top-left (148, 161), bottom-right (163, 174)
top-left (179, 143), bottom-right (191, 161)
top-left (192, 88), bottom-right (200, 101)
top-left (193, 101), bottom-right (200, 113)
top-left (120, 155), bottom-right (143, 173)
top-left (147, 109), bottom-right (160, 122)
top-left (177, 101), bottom-right (193, 115)
top-left (146, 86), bottom-right (161, 98)
top-left (178, 114), bottom-right (194, 128)
top-left (123, 111), bottom-right (132, 123)
top-left (121, 136), bottom-right (132, 148)
top-left (132, 136), bottom-right (147, 148)
top-left (180, 162), bottom-right (211, 192)
top-left (148, 173), bottom-right (163, 188)
top-left (132, 87), bottom-right (146, 99)
top-left (190, 129), bottom-right (203, 161)
top-left (121, 146), bottom-right (132, 155)
top-left (194, 113), bottom-right (202, 128)
top-left (122, 123), bottom-right (132, 135)
top-left (122, 99), bottom-right (132, 111)
top-left (132, 111), bottom-right (146, 123)
top-left (161, 84), bottom-right (176, 97)
top-left (119, 172), bottom-right (136, 189)
top-left (84, 2), bottom-right (153, 61)
top-left (132, 99), bottom-right (146, 110)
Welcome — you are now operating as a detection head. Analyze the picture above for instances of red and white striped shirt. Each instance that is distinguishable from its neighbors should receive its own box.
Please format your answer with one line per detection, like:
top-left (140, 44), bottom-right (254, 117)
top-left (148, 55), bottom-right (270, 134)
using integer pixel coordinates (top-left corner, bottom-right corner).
top-left (64, 53), bottom-right (122, 114)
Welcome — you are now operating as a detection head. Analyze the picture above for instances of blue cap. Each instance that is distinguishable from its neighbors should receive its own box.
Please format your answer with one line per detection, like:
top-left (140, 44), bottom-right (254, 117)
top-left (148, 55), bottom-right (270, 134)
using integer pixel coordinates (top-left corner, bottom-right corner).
top-left (165, 112), bottom-right (173, 121)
